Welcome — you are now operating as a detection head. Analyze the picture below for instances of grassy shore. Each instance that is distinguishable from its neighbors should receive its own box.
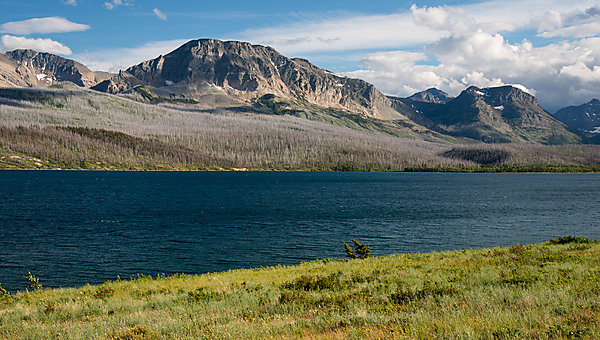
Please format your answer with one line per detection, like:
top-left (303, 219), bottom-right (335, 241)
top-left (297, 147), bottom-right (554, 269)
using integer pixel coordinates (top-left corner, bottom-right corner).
top-left (1, 237), bottom-right (599, 339)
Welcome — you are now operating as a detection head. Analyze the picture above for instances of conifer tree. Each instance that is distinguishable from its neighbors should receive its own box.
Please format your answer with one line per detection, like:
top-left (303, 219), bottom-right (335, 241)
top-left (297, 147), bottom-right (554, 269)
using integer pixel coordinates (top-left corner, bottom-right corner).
top-left (343, 239), bottom-right (371, 259)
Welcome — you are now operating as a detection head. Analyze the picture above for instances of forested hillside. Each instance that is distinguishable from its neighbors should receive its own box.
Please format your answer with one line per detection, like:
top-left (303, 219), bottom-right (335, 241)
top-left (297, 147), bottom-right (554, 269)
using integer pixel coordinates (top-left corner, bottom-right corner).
top-left (1, 86), bottom-right (599, 171)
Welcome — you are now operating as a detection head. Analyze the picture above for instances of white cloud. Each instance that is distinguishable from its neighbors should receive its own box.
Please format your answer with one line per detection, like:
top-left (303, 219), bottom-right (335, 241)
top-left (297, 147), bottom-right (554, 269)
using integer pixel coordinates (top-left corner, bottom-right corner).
top-left (411, 5), bottom-right (471, 33)
top-left (1, 35), bottom-right (73, 55)
top-left (104, 0), bottom-right (132, 10)
top-left (71, 39), bottom-right (190, 73)
top-left (240, 0), bottom-right (598, 57)
top-left (0, 17), bottom-right (90, 35)
top-left (342, 4), bottom-right (600, 112)
top-left (535, 4), bottom-right (600, 38)
top-left (240, 12), bottom-right (440, 55)
top-left (153, 8), bottom-right (167, 21)
top-left (540, 21), bottom-right (600, 39)
top-left (63, 0), bottom-right (77, 6)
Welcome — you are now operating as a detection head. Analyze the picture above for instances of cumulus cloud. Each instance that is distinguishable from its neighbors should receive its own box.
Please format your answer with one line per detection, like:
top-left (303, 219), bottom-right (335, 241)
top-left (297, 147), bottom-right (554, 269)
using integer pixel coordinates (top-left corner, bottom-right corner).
top-left (0, 17), bottom-right (90, 35)
top-left (411, 5), bottom-right (472, 33)
top-left (63, 0), bottom-right (77, 6)
top-left (241, 0), bottom-right (595, 57)
top-left (71, 39), bottom-right (190, 73)
top-left (104, 0), bottom-right (132, 10)
top-left (342, 4), bottom-right (600, 111)
top-left (153, 8), bottom-right (167, 21)
top-left (1, 35), bottom-right (73, 55)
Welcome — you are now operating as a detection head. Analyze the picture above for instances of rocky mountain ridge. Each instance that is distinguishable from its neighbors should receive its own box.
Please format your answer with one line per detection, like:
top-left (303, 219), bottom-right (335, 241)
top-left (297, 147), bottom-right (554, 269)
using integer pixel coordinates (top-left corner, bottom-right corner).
top-left (554, 99), bottom-right (600, 134)
top-left (93, 39), bottom-right (414, 122)
top-left (0, 49), bottom-right (110, 88)
top-left (408, 85), bottom-right (581, 144)
top-left (0, 39), bottom-right (594, 144)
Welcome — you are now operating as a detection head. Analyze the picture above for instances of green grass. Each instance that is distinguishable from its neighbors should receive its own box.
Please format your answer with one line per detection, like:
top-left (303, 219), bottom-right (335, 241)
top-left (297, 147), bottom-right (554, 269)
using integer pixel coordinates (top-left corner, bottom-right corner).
top-left (1, 237), bottom-right (599, 339)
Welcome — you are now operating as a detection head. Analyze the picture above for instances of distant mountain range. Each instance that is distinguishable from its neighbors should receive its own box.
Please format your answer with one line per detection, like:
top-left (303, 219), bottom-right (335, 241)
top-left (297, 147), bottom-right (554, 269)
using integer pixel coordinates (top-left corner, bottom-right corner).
top-left (554, 99), bottom-right (600, 134)
top-left (0, 38), bottom-right (597, 145)
top-left (399, 86), bottom-right (582, 144)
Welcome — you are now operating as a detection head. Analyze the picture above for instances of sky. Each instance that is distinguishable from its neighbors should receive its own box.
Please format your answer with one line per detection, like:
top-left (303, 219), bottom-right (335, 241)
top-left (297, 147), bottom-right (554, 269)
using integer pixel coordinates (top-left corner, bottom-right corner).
top-left (1, 0), bottom-right (600, 111)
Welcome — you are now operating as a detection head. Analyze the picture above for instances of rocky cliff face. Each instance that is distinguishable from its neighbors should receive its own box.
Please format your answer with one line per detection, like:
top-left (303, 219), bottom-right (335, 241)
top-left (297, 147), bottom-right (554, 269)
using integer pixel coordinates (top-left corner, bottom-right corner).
top-left (93, 39), bottom-right (413, 121)
top-left (417, 86), bottom-right (581, 144)
top-left (554, 99), bottom-right (600, 134)
top-left (0, 50), bottom-right (110, 88)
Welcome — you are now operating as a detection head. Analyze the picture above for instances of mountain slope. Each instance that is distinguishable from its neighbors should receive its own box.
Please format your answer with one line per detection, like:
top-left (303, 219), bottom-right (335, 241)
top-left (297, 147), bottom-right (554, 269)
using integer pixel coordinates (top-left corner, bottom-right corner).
top-left (0, 49), bottom-right (110, 88)
top-left (93, 39), bottom-right (415, 121)
top-left (554, 99), bottom-right (600, 134)
top-left (387, 88), bottom-right (454, 129)
top-left (0, 43), bottom-right (588, 146)
top-left (0, 86), bottom-right (473, 171)
top-left (417, 86), bottom-right (581, 144)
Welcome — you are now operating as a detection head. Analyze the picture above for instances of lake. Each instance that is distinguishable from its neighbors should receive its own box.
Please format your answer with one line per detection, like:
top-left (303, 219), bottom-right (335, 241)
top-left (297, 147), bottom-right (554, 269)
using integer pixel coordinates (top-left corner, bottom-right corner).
top-left (1, 171), bottom-right (599, 291)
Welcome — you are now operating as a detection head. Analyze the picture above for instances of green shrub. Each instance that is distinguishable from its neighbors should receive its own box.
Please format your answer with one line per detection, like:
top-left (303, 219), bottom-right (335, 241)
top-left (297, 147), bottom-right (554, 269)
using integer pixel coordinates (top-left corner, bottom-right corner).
top-left (549, 235), bottom-right (596, 244)
top-left (343, 239), bottom-right (371, 259)
top-left (44, 302), bottom-right (57, 314)
top-left (25, 272), bottom-right (42, 290)
top-left (0, 283), bottom-right (7, 297)
top-left (187, 287), bottom-right (223, 303)
top-left (112, 325), bottom-right (156, 340)
top-left (93, 285), bottom-right (115, 299)
top-left (509, 244), bottom-right (526, 254)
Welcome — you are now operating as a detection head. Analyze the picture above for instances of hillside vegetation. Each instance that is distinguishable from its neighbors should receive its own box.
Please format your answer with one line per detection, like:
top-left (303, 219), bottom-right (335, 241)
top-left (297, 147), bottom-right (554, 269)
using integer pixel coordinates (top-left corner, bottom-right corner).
top-left (1, 237), bottom-right (599, 339)
top-left (1, 86), bottom-right (600, 172)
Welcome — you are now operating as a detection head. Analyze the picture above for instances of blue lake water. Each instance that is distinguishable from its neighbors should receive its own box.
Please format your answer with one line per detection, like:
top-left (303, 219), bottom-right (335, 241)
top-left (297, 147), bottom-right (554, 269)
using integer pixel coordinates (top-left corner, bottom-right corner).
top-left (1, 171), bottom-right (599, 291)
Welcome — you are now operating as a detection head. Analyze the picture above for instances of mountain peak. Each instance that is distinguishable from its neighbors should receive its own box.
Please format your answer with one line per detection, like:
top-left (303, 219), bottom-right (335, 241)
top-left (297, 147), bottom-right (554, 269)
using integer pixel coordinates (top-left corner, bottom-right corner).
top-left (96, 38), bottom-right (410, 120)
top-left (6, 49), bottom-right (42, 59)
top-left (409, 88), bottom-right (453, 104)
top-left (1, 49), bottom-right (110, 88)
top-left (555, 98), bottom-right (600, 133)
top-left (418, 84), bottom-right (579, 144)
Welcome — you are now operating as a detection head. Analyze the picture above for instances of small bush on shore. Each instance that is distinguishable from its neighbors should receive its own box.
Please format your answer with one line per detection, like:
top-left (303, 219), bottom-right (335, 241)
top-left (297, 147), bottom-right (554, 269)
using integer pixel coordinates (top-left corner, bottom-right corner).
top-left (343, 239), bottom-right (371, 259)
top-left (549, 235), bottom-right (596, 244)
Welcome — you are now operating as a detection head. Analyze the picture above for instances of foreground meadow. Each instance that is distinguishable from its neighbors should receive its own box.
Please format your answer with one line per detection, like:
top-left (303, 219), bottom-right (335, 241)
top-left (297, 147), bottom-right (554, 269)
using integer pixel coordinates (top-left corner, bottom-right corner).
top-left (1, 237), bottom-right (599, 339)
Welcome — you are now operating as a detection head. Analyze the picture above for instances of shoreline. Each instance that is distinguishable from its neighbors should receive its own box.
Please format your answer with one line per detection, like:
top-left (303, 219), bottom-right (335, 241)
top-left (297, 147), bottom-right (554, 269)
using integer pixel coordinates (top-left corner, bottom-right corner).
top-left (1, 237), bottom-right (598, 339)
top-left (1, 166), bottom-right (599, 173)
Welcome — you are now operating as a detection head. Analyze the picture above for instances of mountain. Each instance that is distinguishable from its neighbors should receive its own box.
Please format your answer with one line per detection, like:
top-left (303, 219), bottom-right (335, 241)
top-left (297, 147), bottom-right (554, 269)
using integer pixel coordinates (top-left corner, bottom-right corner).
top-left (92, 39), bottom-right (415, 122)
top-left (387, 88), bottom-right (454, 128)
top-left (408, 88), bottom-right (454, 104)
top-left (0, 50), bottom-right (111, 88)
top-left (0, 41), bottom-right (585, 146)
top-left (554, 99), bottom-right (600, 134)
top-left (415, 85), bottom-right (581, 144)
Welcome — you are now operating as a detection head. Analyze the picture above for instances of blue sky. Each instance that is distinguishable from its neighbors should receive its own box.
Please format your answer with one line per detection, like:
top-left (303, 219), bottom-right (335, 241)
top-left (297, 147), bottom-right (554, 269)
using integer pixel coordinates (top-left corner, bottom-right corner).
top-left (1, 0), bottom-right (600, 111)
